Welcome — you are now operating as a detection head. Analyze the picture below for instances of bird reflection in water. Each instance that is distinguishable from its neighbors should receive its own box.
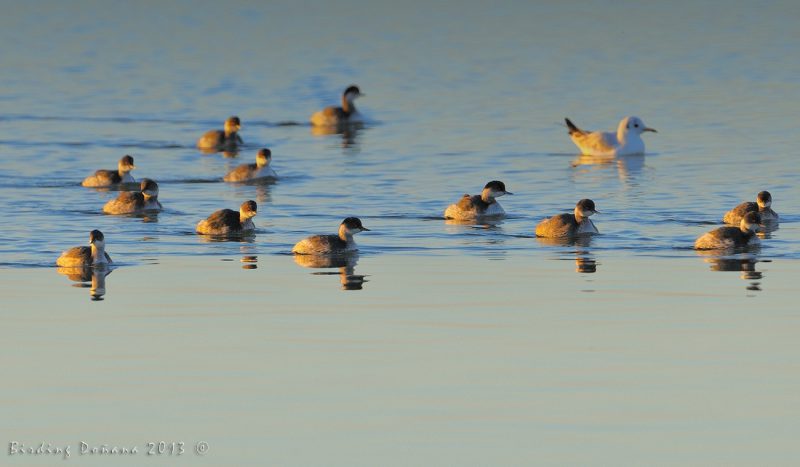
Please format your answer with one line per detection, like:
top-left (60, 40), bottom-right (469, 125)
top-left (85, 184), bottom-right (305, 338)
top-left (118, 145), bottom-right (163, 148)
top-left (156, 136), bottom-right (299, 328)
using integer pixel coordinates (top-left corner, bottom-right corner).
top-left (536, 235), bottom-right (598, 274)
top-left (236, 242), bottom-right (259, 270)
top-left (698, 251), bottom-right (766, 292)
top-left (56, 266), bottom-right (112, 301)
top-left (575, 255), bottom-right (597, 273)
top-left (198, 147), bottom-right (240, 158)
top-left (444, 217), bottom-right (505, 228)
top-left (85, 182), bottom-right (140, 194)
top-left (444, 218), bottom-right (508, 251)
top-left (102, 209), bottom-right (160, 223)
top-left (229, 181), bottom-right (273, 205)
top-left (139, 212), bottom-right (160, 223)
top-left (197, 231), bottom-right (256, 244)
top-left (571, 154), bottom-right (645, 184)
top-left (310, 122), bottom-right (364, 151)
top-left (757, 220), bottom-right (779, 239)
top-left (241, 255), bottom-right (258, 270)
top-left (293, 253), bottom-right (367, 290)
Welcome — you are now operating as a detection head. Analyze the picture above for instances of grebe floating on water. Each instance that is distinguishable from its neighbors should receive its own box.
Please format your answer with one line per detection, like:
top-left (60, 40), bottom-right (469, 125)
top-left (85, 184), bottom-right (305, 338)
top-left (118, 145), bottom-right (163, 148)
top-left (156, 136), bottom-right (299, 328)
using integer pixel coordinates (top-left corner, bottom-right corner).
top-left (444, 181), bottom-right (512, 221)
top-left (565, 116), bottom-right (656, 156)
top-left (292, 217), bottom-right (370, 255)
top-left (102, 179), bottom-right (162, 215)
top-left (223, 148), bottom-right (277, 182)
top-left (310, 86), bottom-right (364, 127)
top-left (695, 212), bottom-right (761, 250)
top-left (535, 199), bottom-right (599, 238)
top-left (723, 191), bottom-right (778, 225)
top-left (81, 155), bottom-right (136, 187)
top-left (56, 230), bottom-right (112, 267)
top-left (196, 200), bottom-right (258, 236)
top-left (197, 116), bottom-right (243, 152)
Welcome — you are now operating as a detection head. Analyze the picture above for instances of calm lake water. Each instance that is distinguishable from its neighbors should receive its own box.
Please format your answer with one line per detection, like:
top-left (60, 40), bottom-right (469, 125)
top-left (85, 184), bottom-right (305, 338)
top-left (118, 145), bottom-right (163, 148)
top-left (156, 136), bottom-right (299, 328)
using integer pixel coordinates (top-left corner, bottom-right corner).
top-left (2, 1), bottom-right (799, 465)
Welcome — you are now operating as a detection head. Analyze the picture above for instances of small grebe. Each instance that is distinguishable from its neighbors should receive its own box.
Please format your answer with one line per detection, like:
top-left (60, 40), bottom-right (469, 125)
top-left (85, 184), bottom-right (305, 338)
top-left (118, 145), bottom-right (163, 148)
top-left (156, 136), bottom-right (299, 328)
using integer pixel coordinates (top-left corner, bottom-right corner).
top-left (535, 199), bottom-right (599, 237)
top-left (723, 191), bottom-right (779, 225)
top-left (196, 200), bottom-right (258, 236)
top-left (310, 85), bottom-right (364, 127)
top-left (81, 155), bottom-right (136, 187)
top-left (197, 116), bottom-right (243, 152)
top-left (444, 181), bottom-right (512, 220)
top-left (223, 148), bottom-right (277, 182)
top-left (292, 217), bottom-right (370, 255)
top-left (695, 212), bottom-right (761, 250)
top-left (56, 229), bottom-right (112, 267)
top-left (102, 178), bottom-right (162, 215)
top-left (565, 116), bottom-right (656, 156)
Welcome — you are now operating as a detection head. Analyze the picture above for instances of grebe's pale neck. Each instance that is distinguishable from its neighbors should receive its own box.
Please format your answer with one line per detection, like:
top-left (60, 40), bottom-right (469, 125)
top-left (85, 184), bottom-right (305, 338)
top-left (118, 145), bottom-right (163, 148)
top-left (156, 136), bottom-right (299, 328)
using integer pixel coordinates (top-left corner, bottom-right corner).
top-left (89, 230), bottom-right (109, 265)
top-left (341, 85), bottom-right (362, 116)
top-left (224, 116), bottom-right (242, 137)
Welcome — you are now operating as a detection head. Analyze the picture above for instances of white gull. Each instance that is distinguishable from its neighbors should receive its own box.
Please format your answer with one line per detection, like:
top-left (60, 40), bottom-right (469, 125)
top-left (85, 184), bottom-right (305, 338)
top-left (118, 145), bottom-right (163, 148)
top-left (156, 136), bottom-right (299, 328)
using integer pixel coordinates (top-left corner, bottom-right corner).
top-left (565, 116), bottom-right (656, 156)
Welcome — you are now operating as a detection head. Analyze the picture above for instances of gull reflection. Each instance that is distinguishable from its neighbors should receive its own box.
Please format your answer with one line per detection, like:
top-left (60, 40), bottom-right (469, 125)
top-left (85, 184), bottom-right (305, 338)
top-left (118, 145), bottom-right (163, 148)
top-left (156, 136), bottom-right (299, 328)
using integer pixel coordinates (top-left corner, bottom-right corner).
top-left (56, 266), bottom-right (112, 301)
top-left (293, 253), bottom-right (367, 290)
top-left (311, 122), bottom-right (364, 151)
top-left (571, 153), bottom-right (645, 183)
top-left (536, 235), bottom-right (598, 274)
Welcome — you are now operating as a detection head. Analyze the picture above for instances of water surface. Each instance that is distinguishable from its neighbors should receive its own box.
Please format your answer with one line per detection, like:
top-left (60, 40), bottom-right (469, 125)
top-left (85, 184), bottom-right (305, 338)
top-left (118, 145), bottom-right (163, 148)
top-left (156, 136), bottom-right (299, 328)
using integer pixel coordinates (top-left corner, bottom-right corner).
top-left (1, 1), bottom-right (799, 465)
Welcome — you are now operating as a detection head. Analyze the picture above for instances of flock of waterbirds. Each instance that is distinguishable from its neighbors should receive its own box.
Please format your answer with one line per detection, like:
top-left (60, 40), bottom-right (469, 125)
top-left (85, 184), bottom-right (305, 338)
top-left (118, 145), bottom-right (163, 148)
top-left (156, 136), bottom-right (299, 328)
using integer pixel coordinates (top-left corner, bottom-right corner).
top-left (55, 85), bottom-right (780, 296)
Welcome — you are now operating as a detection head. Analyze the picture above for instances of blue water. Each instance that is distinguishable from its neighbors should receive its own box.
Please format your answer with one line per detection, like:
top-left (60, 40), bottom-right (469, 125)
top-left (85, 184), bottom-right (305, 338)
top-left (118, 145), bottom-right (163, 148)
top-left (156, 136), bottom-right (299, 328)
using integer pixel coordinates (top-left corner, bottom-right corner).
top-left (2, 1), bottom-right (800, 465)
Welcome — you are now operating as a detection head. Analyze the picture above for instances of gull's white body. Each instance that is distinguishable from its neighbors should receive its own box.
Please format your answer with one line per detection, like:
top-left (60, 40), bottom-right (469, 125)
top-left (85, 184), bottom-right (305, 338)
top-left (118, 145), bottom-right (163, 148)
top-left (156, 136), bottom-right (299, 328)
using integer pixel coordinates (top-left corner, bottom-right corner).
top-left (566, 116), bottom-right (655, 156)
